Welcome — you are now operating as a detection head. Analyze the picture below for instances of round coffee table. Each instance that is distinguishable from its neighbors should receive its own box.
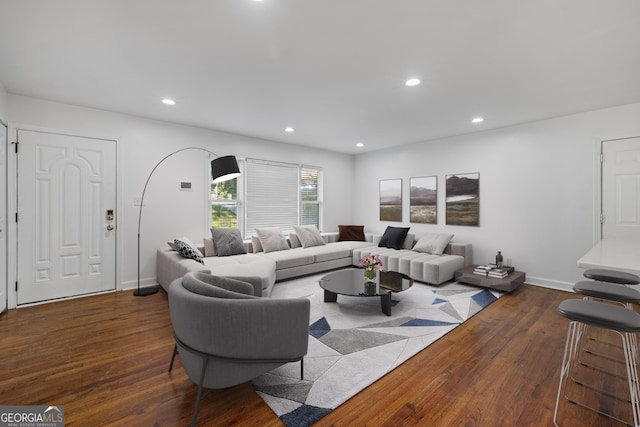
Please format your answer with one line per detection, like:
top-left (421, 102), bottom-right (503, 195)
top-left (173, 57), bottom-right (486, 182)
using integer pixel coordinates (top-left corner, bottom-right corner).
top-left (319, 268), bottom-right (413, 316)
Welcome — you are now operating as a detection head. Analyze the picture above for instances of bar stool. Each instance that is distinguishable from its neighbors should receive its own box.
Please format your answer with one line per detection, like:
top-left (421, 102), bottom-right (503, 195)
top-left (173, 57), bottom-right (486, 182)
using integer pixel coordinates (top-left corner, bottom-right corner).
top-left (554, 299), bottom-right (640, 427)
top-left (583, 268), bottom-right (640, 285)
top-left (574, 280), bottom-right (640, 310)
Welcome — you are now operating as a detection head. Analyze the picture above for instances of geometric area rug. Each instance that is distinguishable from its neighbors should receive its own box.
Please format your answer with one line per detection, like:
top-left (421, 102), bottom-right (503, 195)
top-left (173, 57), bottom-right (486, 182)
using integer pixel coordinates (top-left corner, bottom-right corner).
top-left (252, 269), bottom-right (503, 427)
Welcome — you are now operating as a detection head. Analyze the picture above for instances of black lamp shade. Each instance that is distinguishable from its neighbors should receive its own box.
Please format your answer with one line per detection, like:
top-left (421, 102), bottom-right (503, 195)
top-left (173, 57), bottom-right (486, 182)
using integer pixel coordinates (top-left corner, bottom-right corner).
top-left (211, 155), bottom-right (240, 183)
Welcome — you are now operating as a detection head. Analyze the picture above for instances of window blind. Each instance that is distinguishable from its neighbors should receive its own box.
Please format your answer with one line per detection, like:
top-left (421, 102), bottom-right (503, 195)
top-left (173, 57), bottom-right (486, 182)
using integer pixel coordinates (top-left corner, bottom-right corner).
top-left (245, 159), bottom-right (299, 236)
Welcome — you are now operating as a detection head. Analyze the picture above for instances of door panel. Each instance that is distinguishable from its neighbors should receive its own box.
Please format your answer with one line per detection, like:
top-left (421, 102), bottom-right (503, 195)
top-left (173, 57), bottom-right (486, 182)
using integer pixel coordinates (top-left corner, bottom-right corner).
top-left (602, 137), bottom-right (640, 239)
top-left (17, 130), bottom-right (116, 305)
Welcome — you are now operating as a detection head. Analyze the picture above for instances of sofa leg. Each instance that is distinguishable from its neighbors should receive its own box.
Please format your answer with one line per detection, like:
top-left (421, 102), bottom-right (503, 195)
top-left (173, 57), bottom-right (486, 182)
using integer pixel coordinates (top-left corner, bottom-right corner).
top-left (300, 358), bottom-right (304, 380)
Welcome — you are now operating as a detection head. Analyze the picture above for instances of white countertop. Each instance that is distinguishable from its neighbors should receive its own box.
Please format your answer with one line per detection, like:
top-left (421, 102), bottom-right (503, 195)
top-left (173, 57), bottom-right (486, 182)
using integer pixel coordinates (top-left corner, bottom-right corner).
top-left (577, 238), bottom-right (640, 276)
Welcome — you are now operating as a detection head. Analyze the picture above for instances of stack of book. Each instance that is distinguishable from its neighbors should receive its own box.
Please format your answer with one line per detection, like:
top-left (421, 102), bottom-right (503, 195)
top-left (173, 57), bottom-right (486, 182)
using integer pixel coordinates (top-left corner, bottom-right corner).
top-left (473, 264), bottom-right (514, 278)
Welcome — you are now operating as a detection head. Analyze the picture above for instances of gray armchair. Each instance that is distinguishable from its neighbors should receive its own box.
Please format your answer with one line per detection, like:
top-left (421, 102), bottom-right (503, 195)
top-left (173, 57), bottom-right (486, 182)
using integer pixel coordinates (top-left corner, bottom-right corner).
top-left (167, 271), bottom-right (310, 426)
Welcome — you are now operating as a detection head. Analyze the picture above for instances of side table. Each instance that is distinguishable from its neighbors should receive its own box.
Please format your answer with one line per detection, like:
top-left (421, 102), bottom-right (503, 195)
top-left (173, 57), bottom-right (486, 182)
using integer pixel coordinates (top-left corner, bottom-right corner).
top-left (454, 265), bottom-right (525, 292)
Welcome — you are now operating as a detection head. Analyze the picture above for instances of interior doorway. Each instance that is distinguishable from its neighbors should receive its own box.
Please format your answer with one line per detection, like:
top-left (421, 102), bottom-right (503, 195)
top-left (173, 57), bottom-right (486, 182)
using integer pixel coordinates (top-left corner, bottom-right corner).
top-left (0, 121), bottom-right (7, 314)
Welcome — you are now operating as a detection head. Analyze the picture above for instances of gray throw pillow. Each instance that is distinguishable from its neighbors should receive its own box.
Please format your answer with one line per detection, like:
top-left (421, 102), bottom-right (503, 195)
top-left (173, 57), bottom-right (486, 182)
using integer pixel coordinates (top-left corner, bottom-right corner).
top-left (413, 233), bottom-right (454, 255)
top-left (174, 239), bottom-right (204, 264)
top-left (211, 228), bottom-right (246, 256)
top-left (255, 227), bottom-right (290, 253)
top-left (293, 225), bottom-right (326, 248)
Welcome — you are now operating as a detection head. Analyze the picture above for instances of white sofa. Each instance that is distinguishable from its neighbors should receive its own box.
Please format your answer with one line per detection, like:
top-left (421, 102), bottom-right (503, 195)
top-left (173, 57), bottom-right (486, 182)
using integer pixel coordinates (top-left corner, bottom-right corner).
top-left (156, 231), bottom-right (472, 297)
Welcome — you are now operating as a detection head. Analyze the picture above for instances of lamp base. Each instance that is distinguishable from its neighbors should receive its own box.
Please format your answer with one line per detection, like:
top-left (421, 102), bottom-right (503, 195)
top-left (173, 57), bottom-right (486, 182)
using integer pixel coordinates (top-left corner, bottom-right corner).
top-left (133, 286), bottom-right (159, 296)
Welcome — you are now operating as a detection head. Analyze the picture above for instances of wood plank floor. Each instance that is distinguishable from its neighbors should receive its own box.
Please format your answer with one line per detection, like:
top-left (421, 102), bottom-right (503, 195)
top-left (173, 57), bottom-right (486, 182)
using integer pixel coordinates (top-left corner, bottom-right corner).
top-left (0, 282), bottom-right (634, 426)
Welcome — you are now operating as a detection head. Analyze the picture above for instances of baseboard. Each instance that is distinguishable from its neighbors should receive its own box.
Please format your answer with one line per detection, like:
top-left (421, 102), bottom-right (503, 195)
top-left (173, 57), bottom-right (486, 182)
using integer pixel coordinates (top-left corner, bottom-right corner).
top-left (120, 277), bottom-right (159, 292)
top-left (524, 276), bottom-right (574, 293)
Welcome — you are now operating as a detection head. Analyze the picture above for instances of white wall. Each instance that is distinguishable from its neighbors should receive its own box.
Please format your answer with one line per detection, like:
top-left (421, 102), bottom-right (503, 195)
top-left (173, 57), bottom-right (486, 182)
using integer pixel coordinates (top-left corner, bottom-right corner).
top-left (353, 102), bottom-right (640, 291)
top-left (0, 80), bottom-right (6, 121)
top-left (6, 94), bottom-right (354, 289)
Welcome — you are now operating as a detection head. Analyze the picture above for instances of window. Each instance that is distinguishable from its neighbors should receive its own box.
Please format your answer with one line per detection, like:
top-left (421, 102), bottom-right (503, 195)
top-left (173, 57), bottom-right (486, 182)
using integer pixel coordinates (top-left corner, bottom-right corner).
top-left (300, 167), bottom-right (321, 227)
top-left (211, 158), bottom-right (322, 236)
top-left (211, 177), bottom-right (239, 228)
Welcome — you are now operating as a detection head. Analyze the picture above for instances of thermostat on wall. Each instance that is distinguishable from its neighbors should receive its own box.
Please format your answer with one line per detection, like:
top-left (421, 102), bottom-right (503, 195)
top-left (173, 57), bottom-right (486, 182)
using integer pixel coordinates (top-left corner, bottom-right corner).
top-left (180, 182), bottom-right (192, 191)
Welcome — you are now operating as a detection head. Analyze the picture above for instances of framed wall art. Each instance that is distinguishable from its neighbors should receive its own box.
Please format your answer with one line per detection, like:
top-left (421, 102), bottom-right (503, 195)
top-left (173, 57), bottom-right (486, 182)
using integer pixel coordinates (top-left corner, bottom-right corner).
top-left (445, 173), bottom-right (479, 226)
top-left (379, 178), bottom-right (402, 222)
top-left (410, 176), bottom-right (437, 224)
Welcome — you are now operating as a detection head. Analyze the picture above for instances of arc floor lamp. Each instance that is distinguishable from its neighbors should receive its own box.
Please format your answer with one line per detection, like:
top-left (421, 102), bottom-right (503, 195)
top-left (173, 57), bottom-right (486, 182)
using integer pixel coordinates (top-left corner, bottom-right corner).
top-left (135, 148), bottom-right (240, 296)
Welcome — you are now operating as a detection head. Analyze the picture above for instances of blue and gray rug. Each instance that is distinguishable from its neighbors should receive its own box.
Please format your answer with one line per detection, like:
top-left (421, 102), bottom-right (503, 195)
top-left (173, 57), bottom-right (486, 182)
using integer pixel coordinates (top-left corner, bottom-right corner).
top-left (252, 270), bottom-right (502, 427)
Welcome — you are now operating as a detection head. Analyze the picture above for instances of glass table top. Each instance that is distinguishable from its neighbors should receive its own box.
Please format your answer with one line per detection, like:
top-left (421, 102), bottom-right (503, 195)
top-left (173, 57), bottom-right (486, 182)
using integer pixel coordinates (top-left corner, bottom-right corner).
top-left (319, 268), bottom-right (413, 297)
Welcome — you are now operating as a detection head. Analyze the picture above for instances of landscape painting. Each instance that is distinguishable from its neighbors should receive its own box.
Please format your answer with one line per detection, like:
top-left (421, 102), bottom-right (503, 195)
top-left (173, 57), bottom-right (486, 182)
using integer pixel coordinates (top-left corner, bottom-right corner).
top-left (446, 173), bottom-right (479, 226)
top-left (410, 176), bottom-right (437, 224)
top-left (380, 179), bottom-right (402, 222)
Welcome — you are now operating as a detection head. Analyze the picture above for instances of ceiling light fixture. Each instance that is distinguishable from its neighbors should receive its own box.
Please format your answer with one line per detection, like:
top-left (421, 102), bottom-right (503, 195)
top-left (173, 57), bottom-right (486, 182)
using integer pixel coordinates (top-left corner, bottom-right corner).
top-left (472, 117), bottom-right (484, 123)
top-left (405, 78), bottom-right (421, 87)
top-left (161, 98), bottom-right (176, 106)
top-left (284, 127), bottom-right (294, 133)
top-left (356, 142), bottom-right (364, 148)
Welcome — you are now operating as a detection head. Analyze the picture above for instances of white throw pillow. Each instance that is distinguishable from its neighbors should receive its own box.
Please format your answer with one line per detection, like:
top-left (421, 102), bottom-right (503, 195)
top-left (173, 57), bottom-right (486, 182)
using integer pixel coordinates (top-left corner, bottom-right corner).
top-left (293, 225), bottom-right (326, 248)
top-left (251, 236), bottom-right (263, 253)
top-left (413, 233), bottom-right (454, 255)
top-left (289, 233), bottom-right (302, 248)
top-left (255, 227), bottom-right (290, 253)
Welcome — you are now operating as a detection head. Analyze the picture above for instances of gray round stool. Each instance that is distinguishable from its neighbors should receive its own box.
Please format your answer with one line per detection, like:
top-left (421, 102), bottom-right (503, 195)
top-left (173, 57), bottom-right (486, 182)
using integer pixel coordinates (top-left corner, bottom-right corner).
top-left (574, 280), bottom-right (640, 310)
top-left (583, 268), bottom-right (640, 285)
top-left (554, 299), bottom-right (640, 427)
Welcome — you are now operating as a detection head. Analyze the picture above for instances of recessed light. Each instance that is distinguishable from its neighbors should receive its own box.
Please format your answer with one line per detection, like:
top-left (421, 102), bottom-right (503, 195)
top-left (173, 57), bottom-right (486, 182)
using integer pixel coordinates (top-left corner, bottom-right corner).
top-left (284, 127), bottom-right (294, 133)
top-left (356, 142), bottom-right (364, 148)
top-left (405, 78), bottom-right (421, 87)
top-left (472, 117), bottom-right (484, 123)
top-left (161, 98), bottom-right (176, 106)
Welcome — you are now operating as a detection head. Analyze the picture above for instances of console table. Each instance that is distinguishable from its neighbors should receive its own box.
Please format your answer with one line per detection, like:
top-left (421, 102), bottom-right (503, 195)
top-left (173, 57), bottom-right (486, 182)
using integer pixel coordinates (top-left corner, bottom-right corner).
top-left (454, 265), bottom-right (525, 292)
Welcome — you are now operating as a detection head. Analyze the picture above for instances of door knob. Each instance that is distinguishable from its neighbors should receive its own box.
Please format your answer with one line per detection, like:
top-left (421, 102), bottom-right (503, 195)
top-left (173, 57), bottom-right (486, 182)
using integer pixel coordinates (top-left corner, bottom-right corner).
top-left (106, 225), bottom-right (114, 231)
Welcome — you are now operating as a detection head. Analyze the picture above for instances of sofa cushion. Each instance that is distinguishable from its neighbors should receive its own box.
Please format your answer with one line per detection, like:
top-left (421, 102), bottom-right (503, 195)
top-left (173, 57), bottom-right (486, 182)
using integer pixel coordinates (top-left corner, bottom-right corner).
top-left (303, 243), bottom-right (352, 263)
top-left (258, 249), bottom-right (315, 270)
top-left (211, 228), bottom-right (247, 256)
top-left (251, 236), bottom-right (263, 253)
top-left (183, 272), bottom-right (257, 299)
top-left (338, 225), bottom-right (366, 241)
top-left (203, 237), bottom-right (216, 257)
top-left (378, 226), bottom-right (410, 250)
top-left (413, 232), bottom-right (454, 255)
top-left (256, 227), bottom-right (290, 253)
top-left (174, 238), bottom-right (204, 264)
top-left (293, 225), bottom-right (326, 248)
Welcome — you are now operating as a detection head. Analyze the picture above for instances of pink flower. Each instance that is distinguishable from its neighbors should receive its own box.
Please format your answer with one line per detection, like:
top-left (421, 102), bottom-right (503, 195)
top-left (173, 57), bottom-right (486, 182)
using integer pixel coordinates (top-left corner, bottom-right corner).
top-left (359, 253), bottom-right (382, 270)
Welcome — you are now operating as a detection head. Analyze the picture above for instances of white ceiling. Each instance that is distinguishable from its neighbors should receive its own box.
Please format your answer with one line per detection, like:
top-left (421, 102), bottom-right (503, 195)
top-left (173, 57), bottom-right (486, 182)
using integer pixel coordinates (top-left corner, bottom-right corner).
top-left (1, 1), bottom-right (639, 154)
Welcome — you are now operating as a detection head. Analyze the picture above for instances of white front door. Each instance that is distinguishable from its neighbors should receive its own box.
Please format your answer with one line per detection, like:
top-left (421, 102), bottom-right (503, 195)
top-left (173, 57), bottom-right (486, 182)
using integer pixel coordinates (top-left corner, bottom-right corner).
top-left (0, 122), bottom-right (7, 314)
top-left (602, 136), bottom-right (640, 240)
top-left (16, 129), bottom-right (117, 305)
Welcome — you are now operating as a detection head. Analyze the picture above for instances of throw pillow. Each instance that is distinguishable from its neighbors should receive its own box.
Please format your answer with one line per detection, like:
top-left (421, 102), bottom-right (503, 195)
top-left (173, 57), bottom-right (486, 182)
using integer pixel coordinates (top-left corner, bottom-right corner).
top-left (293, 225), bottom-right (326, 248)
top-left (338, 225), bottom-right (366, 241)
top-left (251, 236), bottom-right (263, 253)
top-left (203, 237), bottom-right (216, 257)
top-left (183, 272), bottom-right (257, 299)
top-left (289, 233), bottom-right (302, 248)
top-left (211, 228), bottom-right (246, 257)
top-left (378, 226), bottom-right (410, 250)
top-left (255, 227), bottom-right (290, 253)
top-left (413, 233), bottom-right (454, 255)
top-left (174, 239), bottom-right (205, 264)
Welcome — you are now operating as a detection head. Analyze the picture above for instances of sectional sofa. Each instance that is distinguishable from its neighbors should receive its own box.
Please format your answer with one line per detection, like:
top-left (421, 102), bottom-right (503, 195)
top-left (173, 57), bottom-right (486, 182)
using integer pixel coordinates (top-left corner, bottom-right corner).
top-left (156, 227), bottom-right (472, 297)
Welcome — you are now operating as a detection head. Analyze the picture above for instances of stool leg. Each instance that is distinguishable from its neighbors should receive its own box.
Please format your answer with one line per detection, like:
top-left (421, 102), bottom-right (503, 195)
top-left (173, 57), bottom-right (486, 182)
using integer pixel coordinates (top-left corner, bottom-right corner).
top-left (555, 322), bottom-right (640, 427)
top-left (623, 332), bottom-right (640, 427)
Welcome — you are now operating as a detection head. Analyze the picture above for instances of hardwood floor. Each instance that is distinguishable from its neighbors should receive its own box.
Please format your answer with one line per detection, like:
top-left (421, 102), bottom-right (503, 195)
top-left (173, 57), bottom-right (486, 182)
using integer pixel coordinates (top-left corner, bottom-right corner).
top-left (0, 283), bottom-right (633, 426)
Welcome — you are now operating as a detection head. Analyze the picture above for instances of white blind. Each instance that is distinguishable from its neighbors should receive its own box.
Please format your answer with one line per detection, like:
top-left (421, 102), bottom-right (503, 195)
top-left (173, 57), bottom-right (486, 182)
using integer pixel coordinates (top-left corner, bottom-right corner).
top-left (245, 159), bottom-right (299, 236)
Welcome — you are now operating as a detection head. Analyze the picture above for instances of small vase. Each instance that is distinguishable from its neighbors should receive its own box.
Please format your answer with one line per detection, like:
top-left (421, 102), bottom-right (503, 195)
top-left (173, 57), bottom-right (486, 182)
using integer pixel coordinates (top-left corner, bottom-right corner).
top-left (364, 268), bottom-right (376, 281)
